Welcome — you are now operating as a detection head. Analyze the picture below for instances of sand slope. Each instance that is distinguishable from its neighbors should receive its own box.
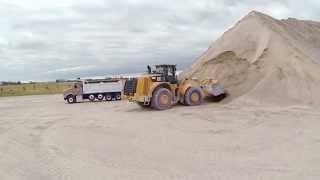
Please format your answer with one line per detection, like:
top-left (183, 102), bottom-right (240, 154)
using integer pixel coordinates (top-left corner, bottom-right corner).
top-left (186, 11), bottom-right (320, 106)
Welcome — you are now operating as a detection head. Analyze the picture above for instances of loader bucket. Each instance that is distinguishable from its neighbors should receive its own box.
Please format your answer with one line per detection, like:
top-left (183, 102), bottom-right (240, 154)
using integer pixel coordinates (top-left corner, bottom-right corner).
top-left (201, 82), bottom-right (225, 97)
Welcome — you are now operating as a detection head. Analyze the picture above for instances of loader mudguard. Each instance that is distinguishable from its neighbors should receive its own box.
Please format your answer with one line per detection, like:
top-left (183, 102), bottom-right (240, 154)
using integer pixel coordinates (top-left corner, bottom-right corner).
top-left (178, 79), bottom-right (201, 97)
top-left (148, 82), bottom-right (172, 97)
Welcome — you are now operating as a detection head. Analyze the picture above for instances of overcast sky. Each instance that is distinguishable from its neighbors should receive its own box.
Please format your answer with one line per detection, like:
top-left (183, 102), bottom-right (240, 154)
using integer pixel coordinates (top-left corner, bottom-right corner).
top-left (0, 0), bottom-right (319, 81)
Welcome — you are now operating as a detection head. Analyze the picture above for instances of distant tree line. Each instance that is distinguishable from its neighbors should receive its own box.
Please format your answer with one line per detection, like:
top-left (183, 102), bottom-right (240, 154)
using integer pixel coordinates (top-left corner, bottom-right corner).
top-left (55, 79), bottom-right (77, 83)
top-left (0, 81), bottom-right (22, 86)
top-left (0, 80), bottom-right (76, 86)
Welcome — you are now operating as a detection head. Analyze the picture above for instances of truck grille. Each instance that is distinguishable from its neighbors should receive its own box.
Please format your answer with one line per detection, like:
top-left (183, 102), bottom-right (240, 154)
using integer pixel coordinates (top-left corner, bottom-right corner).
top-left (124, 78), bottom-right (137, 96)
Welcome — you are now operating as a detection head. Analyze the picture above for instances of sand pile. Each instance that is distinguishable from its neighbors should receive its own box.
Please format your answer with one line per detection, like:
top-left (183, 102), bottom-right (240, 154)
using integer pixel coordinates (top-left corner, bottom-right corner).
top-left (185, 11), bottom-right (320, 106)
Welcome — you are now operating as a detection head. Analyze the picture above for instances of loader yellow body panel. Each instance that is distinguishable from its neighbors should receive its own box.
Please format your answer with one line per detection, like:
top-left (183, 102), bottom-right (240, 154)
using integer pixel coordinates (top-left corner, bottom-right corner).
top-left (124, 64), bottom-right (224, 110)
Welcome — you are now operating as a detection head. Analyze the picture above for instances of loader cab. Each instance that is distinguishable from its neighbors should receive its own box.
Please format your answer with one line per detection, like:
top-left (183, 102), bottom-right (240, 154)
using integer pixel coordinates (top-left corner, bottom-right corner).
top-left (148, 64), bottom-right (177, 83)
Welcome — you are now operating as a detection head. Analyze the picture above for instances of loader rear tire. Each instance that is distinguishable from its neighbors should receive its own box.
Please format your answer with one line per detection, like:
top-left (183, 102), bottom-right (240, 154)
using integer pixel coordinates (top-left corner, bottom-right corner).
top-left (151, 88), bottom-right (173, 110)
top-left (184, 87), bottom-right (204, 106)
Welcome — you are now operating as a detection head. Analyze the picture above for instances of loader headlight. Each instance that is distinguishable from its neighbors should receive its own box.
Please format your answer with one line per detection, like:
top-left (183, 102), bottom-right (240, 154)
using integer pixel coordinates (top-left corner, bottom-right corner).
top-left (151, 76), bottom-right (161, 82)
top-left (151, 76), bottom-right (163, 82)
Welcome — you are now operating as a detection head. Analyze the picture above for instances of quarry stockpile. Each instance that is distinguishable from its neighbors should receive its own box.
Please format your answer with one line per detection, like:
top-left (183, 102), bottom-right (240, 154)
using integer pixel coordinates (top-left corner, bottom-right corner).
top-left (185, 11), bottom-right (320, 106)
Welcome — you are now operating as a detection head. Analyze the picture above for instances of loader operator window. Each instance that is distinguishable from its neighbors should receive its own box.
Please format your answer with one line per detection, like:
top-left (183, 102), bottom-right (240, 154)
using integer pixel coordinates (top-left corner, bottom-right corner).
top-left (155, 67), bottom-right (164, 74)
top-left (167, 67), bottom-right (177, 83)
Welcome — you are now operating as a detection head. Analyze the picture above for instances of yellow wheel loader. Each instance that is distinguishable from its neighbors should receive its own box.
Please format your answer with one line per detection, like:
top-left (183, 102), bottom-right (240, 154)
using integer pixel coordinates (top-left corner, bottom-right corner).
top-left (124, 65), bottom-right (225, 110)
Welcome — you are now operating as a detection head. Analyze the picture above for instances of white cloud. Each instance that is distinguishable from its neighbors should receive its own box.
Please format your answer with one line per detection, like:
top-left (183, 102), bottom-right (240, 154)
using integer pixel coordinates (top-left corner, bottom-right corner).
top-left (0, 0), bottom-right (319, 81)
top-left (47, 65), bottom-right (97, 73)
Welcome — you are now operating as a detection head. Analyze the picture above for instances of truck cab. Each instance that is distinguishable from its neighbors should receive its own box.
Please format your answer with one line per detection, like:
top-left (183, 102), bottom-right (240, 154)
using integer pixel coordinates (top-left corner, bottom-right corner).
top-left (63, 82), bottom-right (83, 103)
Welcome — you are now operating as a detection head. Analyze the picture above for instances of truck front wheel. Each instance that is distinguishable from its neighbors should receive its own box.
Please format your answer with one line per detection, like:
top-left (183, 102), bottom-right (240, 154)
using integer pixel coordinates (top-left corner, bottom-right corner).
top-left (66, 95), bottom-right (76, 104)
top-left (151, 88), bottom-right (173, 110)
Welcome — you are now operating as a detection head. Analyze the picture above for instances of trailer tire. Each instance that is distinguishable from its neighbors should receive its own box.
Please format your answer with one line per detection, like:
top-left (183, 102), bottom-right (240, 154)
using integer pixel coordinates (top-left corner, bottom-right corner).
top-left (184, 87), bottom-right (204, 106)
top-left (116, 93), bottom-right (121, 100)
top-left (97, 94), bottom-right (104, 101)
top-left (151, 88), bottom-right (173, 110)
top-left (106, 94), bottom-right (112, 101)
top-left (66, 95), bottom-right (76, 104)
top-left (88, 94), bottom-right (95, 101)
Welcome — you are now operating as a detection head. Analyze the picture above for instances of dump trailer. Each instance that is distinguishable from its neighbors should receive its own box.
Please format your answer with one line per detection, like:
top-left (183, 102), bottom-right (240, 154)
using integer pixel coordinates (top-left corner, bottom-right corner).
top-left (124, 64), bottom-right (225, 110)
top-left (63, 79), bottom-right (124, 104)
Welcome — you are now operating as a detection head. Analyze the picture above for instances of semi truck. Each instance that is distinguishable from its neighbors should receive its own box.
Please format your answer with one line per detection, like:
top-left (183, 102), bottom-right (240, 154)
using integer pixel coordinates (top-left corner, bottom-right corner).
top-left (63, 79), bottom-right (124, 104)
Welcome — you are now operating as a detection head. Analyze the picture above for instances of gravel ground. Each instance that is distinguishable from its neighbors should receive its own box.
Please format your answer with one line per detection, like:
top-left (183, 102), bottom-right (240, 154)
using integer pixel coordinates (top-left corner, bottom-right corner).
top-left (0, 95), bottom-right (320, 180)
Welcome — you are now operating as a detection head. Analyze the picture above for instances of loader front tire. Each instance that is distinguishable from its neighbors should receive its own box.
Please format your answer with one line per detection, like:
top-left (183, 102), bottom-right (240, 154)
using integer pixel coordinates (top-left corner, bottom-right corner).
top-left (151, 88), bottom-right (173, 110)
top-left (184, 87), bottom-right (204, 106)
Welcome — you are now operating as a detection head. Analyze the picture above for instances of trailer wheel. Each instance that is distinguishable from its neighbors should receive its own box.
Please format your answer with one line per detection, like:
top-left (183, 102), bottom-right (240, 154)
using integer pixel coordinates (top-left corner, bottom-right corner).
top-left (151, 88), bottom-right (173, 110)
top-left (88, 94), bottom-right (95, 101)
top-left (106, 94), bottom-right (112, 101)
top-left (97, 94), bottom-right (104, 101)
top-left (66, 95), bottom-right (76, 104)
top-left (116, 93), bottom-right (121, 100)
top-left (184, 87), bottom-right (203, 106)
